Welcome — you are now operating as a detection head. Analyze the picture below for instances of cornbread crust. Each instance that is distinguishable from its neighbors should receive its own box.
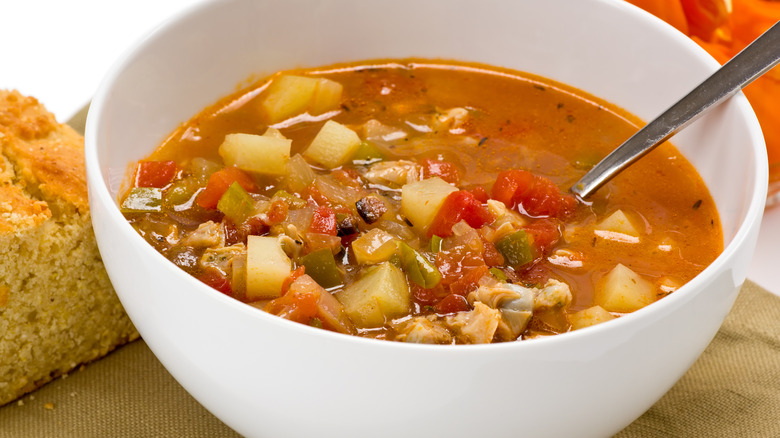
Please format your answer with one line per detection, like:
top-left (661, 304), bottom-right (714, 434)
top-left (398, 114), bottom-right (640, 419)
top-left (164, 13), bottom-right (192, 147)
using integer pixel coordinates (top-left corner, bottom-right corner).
top-left (0, 90), bottom-right (138, 406)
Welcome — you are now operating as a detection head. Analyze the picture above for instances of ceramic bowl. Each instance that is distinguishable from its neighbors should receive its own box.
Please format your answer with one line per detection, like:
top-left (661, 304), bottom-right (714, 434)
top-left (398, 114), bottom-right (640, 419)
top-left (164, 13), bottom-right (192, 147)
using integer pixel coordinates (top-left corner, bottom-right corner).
top-left (85, 0), bottom-right (767, 436)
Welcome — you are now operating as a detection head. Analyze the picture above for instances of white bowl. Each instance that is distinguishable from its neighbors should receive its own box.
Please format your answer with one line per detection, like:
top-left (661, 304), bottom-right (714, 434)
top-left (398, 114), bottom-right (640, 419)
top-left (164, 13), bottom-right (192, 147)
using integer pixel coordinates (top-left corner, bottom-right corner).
top-left (85, 0), bottom-right (768, 437)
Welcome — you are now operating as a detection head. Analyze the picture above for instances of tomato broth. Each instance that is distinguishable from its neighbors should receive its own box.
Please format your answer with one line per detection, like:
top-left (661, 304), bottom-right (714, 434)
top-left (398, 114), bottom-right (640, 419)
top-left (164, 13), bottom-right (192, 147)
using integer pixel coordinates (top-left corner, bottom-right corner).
top-left (120, 59), bottom-right (722, 343)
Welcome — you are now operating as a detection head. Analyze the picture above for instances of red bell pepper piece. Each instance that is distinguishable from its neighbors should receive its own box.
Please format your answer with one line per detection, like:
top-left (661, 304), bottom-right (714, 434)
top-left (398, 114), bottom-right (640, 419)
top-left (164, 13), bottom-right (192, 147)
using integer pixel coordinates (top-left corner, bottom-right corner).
top-left (196, 166), bottom-right (258, 210)
top-left (428, 190), bottom-right (494, 237)
top-left (134, 160), bottom-right (178, 188)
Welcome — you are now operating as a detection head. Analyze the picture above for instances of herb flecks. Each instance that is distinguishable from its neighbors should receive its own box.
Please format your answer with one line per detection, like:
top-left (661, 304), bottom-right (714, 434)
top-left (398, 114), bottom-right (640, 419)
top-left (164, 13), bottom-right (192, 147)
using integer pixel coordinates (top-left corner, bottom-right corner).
top-left (692, 199), bottom-right (702, 210)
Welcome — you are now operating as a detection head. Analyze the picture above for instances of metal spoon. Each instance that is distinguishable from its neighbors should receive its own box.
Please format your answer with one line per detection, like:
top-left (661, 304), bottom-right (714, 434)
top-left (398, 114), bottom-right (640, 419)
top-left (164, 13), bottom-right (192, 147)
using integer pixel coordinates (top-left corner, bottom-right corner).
top-left (570, 20), bottom-right (780, 199)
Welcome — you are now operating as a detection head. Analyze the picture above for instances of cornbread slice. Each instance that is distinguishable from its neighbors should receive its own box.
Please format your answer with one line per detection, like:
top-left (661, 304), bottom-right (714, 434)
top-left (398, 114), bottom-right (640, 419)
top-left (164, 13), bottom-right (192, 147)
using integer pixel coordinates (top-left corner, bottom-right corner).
top-left (0, 90), bottom-right (138, 406)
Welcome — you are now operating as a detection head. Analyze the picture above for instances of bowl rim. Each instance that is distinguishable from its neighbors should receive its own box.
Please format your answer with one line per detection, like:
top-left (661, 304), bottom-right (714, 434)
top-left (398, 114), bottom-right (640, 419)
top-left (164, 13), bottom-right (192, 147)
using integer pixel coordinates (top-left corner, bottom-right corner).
top-left (84, 0), bottom-right (769, 353)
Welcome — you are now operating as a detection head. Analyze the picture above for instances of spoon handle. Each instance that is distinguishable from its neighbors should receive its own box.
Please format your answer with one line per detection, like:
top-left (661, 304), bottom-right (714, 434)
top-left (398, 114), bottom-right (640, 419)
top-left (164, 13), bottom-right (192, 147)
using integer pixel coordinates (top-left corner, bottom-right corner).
top-left (571, 20), bottom-right (780, 199)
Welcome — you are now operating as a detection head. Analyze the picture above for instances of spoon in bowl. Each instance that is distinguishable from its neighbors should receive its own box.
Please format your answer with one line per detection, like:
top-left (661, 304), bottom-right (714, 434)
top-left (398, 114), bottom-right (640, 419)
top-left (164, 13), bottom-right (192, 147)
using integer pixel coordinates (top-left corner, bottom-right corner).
top-left (571, 20), bottom-right (780, 199)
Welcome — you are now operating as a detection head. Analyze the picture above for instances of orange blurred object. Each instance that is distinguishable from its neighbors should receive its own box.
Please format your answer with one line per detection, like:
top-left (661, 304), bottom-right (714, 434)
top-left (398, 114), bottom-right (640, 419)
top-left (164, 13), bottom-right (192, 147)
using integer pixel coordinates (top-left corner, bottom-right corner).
top-left (626, 0), bottom-right (780, 200)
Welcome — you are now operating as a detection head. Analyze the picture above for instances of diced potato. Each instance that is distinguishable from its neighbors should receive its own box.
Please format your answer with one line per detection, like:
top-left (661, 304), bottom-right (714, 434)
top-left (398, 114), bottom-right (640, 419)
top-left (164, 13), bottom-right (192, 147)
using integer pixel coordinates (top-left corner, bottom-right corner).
top-left (401, 177), bottom-right (457, 231)
top-left (218, 133), bottom-right (291, 176)
top-left (595, 264), bottom-right (655, 313)
top-left (594, 210), bottom-right (640, 242)
top-left (351, 228), bottom-right (398, 264)
top-left (569, 306), bottom-right (616, 330)
top-left (246, 235), bottom-right (292, 300)
top-left (658, 276), bottom-right (682, 295)
top-left (335, 262), bottom-right (410, 328)
top-left (261, 75), bottom-right (343, 123)
top-left (262, 127), bottom-right (287, 139)
top-left (304, 120), bottom-right (362, 169)
top-left (309, 78), bottom-right (343, 115)
top-left (262, 75), bottom-right (319, 123)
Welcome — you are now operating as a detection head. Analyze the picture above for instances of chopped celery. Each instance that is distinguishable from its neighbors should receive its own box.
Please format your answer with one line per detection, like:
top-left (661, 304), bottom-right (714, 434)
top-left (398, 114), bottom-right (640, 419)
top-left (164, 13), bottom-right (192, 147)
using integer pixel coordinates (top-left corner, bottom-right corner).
top-left (121, 187), bottom-right (163, 213)
top-left (397, 241), bottom-right (441, 289)
top-left (299, 248), bottom-right (344, 288)
top-left (495, 230), bottom-right (534, 267)
top-left (352, 140), bottom-right (384, 165)
top-left (217, 182), bottom-right (256, 223)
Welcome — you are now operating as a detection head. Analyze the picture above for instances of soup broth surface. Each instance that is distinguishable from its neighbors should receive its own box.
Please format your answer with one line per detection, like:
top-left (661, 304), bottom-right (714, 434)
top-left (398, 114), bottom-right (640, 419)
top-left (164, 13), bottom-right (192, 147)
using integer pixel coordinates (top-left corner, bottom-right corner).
top-left (121, 59), bottom-right (722, 343)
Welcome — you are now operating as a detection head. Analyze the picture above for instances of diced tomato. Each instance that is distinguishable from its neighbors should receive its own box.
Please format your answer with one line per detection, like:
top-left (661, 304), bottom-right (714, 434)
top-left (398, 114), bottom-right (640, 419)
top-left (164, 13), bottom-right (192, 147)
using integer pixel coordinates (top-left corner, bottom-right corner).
top-left (433, 293), bottom-right (471, 314)
top-left (435, 245), bottom-right (486, 286)
top-left (331, 168), bottom-right (363, 188)
top-left (481, 238), bottom-right (505, 267)
top-left (523, 219), bottom-right (561, 256)
top-left (491, 169), bottom-right (577, 219)
top-left (514, 176), bottom-right (577, 218)
top-left (449, 265), bottom-right (489, 296)
top-left (491, 169), bottom-right (535, 206)
top-left (428, 191), bottom-right (494, 238)
top-left (411, 283), bottom-right (447, 306)
top-left (421, 158), bottom-right (461, 184)
top-left (265, 275), bottom-right (321, 324)
top-left (469, 186), bottom-right (489, 203)
top-left (303, 185), bottom-right (332, 207)
top-left (197, 167), bottom-right (258, 210)
top-left (309, 206), bottom-right (338, 236)
top-left (197, 268), bottom-right (232, 296)
top-left (134, 160), bottom-right (178, 188)
top-left (280, 266), bottom-right (306, 296)
top-left (517, 264), bottom-right (553, 288)
top-left (266, 199), bottom-right (289, 225)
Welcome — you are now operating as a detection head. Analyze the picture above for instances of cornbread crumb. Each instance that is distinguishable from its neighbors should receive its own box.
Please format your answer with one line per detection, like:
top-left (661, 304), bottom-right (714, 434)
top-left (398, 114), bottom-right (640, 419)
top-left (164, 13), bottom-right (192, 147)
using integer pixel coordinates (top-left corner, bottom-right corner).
top-left (44, 402), bottom-right (54, 410)
top-left (0, 90), bottom-right (138, 406)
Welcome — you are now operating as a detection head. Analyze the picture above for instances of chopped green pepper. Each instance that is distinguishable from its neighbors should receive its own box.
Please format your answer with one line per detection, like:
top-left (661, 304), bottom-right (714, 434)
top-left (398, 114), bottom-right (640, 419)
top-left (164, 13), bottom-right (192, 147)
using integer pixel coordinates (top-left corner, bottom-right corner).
top-left (397, 241), bottom-right (441, 289)
top-left (352, 140), bottom-right (384, 165)
top-left (430, 235), bottom-right (443, 253)
top-left (121, 187), bottom-right (163, 213)
top-left (489, 267), bottom-right (508, 282)
top-left (299, 248), bottom-right (344, 288)
top-left (272, 190), bottom-right (307, 209)
top-left (495, 230), bottom-right (534, 267)
top-left (217, 182), bottom-right (256, 224)
top-left (163, 177), bottom-right (201, 210)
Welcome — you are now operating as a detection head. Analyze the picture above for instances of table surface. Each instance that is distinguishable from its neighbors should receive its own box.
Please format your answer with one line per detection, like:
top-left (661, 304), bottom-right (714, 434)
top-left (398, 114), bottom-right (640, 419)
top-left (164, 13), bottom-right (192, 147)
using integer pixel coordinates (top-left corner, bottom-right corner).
top-left (2, 0), bottom-right (778, 297)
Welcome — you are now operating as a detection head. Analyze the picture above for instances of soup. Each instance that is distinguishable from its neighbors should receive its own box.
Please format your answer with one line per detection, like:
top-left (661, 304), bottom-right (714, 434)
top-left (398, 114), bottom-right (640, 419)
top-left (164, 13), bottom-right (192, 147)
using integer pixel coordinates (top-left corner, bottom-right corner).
top-left (119, 59), bottom-right (722, 344)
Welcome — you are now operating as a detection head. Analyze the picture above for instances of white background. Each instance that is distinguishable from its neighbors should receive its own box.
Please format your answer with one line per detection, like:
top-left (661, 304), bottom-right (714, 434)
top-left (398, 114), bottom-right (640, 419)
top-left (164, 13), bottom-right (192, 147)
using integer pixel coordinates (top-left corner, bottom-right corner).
top-left (2, 0), bottom-right (778, 296)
